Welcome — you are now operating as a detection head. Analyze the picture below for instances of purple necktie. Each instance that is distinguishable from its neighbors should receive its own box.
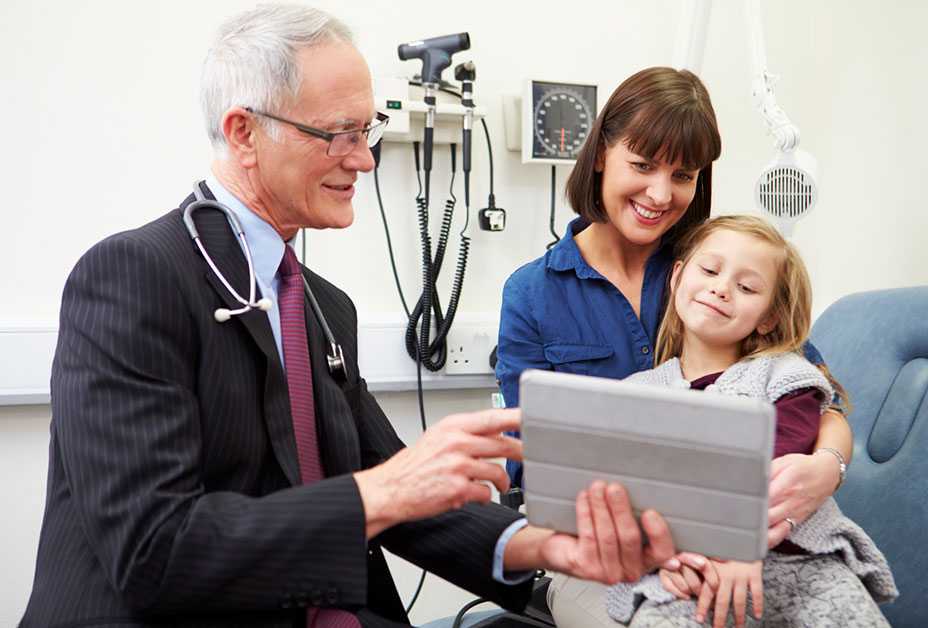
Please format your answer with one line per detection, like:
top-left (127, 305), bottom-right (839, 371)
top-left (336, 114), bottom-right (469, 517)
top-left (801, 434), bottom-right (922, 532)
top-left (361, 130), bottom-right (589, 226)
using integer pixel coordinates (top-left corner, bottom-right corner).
top-left (278, 247), bottom-right (360, 628)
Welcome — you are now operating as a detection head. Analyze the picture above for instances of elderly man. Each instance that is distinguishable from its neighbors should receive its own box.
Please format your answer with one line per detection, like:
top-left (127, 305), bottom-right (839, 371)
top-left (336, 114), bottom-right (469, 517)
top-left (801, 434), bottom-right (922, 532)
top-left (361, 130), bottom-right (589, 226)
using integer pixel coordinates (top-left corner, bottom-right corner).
top-left (21, 5), bottom-right (676, 627)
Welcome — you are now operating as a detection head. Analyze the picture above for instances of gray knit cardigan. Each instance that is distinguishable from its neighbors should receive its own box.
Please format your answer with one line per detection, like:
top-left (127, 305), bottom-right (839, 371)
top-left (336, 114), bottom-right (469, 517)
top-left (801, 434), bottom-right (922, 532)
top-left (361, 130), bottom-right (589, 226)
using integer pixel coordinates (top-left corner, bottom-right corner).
top-left (605, 354), bottom-right (898, 623)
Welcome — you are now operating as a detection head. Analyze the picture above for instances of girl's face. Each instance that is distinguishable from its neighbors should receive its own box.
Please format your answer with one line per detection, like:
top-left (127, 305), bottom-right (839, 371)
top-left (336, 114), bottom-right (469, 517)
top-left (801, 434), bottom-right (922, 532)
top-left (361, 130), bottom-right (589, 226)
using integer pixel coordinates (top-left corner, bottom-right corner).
top-left (597, 138), bottom-right (700, 247)
top-left (670, 229), bottom-right (781, 352)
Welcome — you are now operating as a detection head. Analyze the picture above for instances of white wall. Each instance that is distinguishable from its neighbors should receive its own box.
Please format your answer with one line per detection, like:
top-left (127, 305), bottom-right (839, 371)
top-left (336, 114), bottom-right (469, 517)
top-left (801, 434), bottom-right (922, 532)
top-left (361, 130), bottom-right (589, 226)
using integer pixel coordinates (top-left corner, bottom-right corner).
top-left (2, 0), bottom-right (927, 623)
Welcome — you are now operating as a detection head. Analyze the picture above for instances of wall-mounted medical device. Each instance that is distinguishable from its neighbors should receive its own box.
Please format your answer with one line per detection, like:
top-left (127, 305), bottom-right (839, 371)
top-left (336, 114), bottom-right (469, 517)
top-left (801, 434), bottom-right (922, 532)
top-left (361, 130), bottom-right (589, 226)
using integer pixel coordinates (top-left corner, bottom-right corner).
top-left (374, 77), bottom-right (487, 145)
top-left (744, 0), bottom-right (819, 236)
top-left (522, 79), bottom-right (597, 164)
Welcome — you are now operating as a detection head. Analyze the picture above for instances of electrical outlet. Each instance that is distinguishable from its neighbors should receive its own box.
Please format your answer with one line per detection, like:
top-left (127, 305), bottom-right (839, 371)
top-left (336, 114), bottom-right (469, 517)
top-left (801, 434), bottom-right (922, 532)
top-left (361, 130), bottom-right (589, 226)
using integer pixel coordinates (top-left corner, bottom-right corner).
top-left (444, 324), bottom-right (497, 375)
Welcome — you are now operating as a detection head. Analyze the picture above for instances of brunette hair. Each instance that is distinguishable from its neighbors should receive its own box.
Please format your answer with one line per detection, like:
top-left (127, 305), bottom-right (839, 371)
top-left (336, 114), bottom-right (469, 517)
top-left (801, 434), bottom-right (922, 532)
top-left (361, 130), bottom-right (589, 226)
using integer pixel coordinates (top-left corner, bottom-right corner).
top-left (566, 67), bottom-right (721, 249)
top-left (654, 215), bottom-right (850, 408)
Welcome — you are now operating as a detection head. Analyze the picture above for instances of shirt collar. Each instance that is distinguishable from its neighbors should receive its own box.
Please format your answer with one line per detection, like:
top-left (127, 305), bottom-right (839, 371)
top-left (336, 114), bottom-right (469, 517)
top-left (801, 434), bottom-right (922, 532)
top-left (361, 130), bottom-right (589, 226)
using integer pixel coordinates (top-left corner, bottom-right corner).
top-left (204, 174), bottom-right (288, 283)
top-left (546, 216), bottom-right (672, 279)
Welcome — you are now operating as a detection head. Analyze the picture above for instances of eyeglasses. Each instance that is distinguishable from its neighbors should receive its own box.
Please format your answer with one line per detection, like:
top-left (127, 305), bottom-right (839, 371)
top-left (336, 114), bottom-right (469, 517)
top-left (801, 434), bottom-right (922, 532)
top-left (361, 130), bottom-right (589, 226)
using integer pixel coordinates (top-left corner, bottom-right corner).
top-left (244, 107), bottom-right (389, 158)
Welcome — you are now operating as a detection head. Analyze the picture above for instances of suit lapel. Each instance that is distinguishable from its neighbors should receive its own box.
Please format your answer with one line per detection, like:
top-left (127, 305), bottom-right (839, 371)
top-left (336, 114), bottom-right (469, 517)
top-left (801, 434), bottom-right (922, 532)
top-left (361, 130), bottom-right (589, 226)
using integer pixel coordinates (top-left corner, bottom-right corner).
top-left (182, 188), bottom-right (301, 486)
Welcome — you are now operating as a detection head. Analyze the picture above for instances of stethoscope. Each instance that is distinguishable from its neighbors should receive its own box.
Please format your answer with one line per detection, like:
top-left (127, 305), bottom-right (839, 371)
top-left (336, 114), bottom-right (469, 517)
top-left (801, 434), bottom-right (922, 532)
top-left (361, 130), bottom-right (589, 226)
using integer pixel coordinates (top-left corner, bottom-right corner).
top-left (183, 181), bottom-right (348, 381)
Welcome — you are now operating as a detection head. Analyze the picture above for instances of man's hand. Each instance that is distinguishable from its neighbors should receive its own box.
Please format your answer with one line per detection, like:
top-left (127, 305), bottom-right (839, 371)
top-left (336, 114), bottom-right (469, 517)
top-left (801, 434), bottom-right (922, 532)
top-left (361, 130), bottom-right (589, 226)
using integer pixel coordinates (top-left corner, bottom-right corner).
top-left (353, 408), bottom-right (523, 538)
top-left (503, 481), bottom-right (676, 584)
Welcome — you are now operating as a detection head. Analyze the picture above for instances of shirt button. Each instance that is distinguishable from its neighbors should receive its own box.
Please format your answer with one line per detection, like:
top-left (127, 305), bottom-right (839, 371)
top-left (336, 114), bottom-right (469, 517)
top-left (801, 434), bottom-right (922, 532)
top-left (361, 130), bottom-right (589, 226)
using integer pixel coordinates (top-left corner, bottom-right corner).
top-left (641, 346), bottom-right (650, 354)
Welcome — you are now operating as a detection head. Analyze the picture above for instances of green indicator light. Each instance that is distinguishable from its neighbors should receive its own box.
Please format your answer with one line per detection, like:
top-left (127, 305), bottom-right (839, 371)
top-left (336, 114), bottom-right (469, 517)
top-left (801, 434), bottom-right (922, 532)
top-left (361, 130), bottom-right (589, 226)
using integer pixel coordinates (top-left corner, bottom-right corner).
top-left (386, 100), bottom-right (402, 110)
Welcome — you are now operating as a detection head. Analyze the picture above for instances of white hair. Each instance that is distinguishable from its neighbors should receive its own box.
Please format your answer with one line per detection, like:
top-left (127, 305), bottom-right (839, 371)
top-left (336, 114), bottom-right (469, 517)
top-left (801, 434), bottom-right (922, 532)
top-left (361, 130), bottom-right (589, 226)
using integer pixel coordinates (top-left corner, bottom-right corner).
top-left (200, 4), bottom-right (354, 155)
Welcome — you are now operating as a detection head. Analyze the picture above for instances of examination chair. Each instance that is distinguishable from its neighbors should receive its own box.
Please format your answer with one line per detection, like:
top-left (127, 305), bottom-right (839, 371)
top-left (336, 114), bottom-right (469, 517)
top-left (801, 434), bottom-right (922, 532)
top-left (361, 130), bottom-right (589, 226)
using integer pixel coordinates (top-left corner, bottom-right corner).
top-left (810, 286), bottom-right (928, 627)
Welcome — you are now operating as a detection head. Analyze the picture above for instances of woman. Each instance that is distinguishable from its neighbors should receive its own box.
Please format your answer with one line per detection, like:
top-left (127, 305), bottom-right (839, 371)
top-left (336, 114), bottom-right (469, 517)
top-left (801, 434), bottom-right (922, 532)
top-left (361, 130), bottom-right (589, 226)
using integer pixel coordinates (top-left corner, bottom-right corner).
top-left (495, 68), bottom-right (853, 617)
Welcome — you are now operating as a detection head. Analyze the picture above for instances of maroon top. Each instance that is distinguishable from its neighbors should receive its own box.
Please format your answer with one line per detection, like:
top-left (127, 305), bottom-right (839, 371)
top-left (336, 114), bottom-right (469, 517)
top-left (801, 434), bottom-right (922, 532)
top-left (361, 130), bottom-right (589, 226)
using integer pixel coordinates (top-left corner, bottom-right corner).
top-left (689, 371), bottom-right (823, 457)
top-left (690, 371), bottom-right (824, 555)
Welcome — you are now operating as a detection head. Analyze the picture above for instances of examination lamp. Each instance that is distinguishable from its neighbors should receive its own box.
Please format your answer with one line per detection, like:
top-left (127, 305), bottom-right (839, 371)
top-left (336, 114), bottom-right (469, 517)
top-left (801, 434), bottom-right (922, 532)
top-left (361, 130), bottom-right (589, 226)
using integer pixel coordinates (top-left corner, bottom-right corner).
top-left (397, 32), bottom-right (470, 86)
top-left (746, 0), bottom-right (819, 236)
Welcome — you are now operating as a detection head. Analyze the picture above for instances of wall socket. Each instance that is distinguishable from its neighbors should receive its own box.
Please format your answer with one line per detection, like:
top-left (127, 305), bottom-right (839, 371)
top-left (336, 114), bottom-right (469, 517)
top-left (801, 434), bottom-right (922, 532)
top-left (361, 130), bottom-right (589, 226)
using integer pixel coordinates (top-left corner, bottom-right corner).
top-left (444, 323), bottom-right (497, 376)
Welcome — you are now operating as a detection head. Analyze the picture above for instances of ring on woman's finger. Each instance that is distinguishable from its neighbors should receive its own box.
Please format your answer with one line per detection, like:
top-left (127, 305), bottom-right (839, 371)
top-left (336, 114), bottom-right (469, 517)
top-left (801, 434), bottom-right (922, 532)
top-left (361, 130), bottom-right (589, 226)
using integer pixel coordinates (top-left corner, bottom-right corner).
top-left (785, 517), bottom-right (797, 533)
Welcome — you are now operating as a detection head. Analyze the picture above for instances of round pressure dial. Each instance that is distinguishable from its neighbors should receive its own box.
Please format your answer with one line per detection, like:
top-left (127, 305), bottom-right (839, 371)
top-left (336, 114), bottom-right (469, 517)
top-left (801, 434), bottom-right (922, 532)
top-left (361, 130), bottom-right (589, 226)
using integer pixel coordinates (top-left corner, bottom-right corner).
top-left (530, 81), bottom-right (597, 162)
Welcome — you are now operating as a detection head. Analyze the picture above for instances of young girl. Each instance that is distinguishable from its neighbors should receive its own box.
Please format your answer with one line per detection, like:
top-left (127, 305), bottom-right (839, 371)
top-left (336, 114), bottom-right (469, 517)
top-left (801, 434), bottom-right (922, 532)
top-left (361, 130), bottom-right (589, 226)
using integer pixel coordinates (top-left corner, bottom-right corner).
top-left (549, 216), bottom-right (896, 628)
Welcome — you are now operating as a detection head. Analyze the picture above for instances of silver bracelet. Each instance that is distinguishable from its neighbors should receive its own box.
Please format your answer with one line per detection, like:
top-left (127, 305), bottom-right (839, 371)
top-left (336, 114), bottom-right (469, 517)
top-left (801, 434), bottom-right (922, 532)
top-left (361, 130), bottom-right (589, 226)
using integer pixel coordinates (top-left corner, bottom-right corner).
top-left (815, 447), bottom-right (847, 490)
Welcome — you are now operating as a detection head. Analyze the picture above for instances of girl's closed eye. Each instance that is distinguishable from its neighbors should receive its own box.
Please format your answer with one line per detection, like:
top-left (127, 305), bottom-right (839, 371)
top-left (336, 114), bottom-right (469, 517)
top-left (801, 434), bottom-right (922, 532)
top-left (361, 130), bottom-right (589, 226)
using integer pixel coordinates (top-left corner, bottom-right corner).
top-left (739, 283), bottom-right (757, 294)
top-left (699, 265), bottom-right (718, 276)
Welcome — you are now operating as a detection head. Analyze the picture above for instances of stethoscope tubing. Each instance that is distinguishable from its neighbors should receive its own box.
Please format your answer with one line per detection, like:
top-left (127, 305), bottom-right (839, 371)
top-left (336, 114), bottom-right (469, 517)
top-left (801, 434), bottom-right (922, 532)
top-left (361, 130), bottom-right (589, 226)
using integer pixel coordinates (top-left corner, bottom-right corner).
top-left (184, 181), bottom-right (348, 380)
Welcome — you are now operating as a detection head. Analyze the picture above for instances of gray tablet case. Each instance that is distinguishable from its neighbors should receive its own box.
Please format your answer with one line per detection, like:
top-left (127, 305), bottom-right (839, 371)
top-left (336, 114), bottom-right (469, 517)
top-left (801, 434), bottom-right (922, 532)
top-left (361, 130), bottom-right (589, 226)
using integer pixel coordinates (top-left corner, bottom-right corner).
top-left (520, 369), bottom-right (775, 562)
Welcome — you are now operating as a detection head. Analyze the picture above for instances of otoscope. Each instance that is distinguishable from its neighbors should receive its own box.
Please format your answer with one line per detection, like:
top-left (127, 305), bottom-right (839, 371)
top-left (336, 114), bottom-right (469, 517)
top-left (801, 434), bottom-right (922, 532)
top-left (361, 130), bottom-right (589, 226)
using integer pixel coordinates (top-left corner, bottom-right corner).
top-left (455, 61), bottom-right (475, 218)
top-left (397, 33), bottom-right (470, 207)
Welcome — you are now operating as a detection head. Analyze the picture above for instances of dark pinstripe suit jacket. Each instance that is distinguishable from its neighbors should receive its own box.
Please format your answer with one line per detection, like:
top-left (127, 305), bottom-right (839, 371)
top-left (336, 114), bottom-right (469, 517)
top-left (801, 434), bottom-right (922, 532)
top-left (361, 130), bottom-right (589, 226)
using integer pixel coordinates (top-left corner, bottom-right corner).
top-left (22, 188), bottom-right (532, 628)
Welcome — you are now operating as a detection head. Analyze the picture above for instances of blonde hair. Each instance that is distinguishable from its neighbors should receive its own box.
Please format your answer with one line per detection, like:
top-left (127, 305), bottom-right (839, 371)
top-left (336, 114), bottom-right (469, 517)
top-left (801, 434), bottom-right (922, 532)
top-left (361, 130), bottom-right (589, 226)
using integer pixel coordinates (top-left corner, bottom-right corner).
top-left (654, 215), bottom-right (850, 408)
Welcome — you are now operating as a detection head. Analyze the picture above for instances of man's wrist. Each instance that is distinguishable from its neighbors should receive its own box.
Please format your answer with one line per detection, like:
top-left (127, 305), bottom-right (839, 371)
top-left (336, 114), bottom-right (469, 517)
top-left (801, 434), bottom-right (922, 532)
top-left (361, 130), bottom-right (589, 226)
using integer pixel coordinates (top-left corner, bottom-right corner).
top-left (353, 467), bottom-right (398, 539)
top-left (503, 524), bottom-right (554, 572)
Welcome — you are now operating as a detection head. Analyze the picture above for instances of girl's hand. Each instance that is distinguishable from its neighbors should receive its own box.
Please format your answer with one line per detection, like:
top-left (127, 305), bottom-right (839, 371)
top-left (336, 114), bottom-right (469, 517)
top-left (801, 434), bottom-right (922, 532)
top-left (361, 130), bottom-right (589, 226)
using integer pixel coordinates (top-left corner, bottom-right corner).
top-left (767, 451), bottom-right (840, 547)
top-left (658, 553), bottom-right (718, 599)
top-left (695, 560), bottom-right (763, 628)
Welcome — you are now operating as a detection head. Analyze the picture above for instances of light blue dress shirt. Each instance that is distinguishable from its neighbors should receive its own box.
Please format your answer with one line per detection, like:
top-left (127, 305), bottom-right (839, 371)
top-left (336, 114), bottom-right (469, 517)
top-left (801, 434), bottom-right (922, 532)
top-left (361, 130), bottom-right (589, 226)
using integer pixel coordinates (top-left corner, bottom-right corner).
top-left (203, 177), bottom-right (531, 585)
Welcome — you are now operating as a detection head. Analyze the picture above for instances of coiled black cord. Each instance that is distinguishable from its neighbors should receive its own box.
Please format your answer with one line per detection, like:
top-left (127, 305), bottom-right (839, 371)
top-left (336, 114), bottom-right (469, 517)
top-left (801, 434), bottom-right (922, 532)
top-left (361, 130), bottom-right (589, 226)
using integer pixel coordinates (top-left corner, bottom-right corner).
top-left (404, 144), bottom-right (470, 371)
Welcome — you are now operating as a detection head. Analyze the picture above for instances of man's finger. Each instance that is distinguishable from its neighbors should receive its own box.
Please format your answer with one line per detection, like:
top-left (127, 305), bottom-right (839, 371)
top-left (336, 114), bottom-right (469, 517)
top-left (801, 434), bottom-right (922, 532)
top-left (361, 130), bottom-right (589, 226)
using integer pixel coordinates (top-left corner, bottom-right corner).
top-left (640, 509), bottom-right (675, 571)
top-left (459, 481), bottom-right (493, 506)
top-left (606, 483), bottom-right (642, 581)
top-left (452, 458), bottom-right (511, 495)
top-left (439, 408), bottom-right (521, 436)
top-left (443, 431), bottom-right (524, 461)
top-left (589, 482), bottom-right (623, 583)
top-left (574, 490), bottom-right (600, 571)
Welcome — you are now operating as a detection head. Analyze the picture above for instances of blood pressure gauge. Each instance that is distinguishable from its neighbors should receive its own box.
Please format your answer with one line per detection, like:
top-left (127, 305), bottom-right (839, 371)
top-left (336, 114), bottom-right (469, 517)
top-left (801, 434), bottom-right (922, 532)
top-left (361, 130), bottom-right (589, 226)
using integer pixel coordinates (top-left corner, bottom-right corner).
top-left (522, 80), bottom-right (597, 164)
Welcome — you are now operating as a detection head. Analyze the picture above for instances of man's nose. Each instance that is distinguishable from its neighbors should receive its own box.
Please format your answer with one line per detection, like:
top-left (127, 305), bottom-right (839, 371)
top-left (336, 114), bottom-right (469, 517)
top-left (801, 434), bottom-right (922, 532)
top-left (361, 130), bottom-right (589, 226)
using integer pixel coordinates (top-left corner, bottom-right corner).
top-left (344, 142), bottom-right (376, 173)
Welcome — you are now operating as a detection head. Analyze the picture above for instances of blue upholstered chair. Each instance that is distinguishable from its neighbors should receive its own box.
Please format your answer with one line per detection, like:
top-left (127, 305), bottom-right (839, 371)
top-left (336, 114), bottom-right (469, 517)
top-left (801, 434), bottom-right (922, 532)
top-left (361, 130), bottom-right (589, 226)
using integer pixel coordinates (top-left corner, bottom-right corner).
top-left (810, 286), bottom-right (928, 627)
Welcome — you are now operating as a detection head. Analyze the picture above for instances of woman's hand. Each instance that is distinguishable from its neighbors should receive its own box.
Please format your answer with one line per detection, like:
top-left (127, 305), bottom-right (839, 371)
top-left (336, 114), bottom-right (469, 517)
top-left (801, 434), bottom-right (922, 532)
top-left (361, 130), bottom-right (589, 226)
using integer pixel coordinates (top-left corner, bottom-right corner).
top-left (694, 560), bottom-right (763, 628)
top-left (766, 450), bottom-right (841, 547)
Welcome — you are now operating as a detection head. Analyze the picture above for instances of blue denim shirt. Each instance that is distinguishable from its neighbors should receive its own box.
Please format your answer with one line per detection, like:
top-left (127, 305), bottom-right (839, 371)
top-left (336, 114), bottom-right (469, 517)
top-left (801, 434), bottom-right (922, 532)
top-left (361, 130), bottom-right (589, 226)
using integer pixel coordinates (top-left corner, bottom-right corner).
top-left (496, 217), bottom-right (827, 487)
top-left (496, 217), bottom-right (672, 487)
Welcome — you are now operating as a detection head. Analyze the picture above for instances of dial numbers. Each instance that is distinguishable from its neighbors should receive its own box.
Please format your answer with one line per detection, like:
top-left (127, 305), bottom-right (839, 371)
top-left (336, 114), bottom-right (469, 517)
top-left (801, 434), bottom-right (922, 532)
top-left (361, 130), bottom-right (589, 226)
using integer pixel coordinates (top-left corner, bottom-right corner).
top-left (531, 82), bottom-right (597, 161)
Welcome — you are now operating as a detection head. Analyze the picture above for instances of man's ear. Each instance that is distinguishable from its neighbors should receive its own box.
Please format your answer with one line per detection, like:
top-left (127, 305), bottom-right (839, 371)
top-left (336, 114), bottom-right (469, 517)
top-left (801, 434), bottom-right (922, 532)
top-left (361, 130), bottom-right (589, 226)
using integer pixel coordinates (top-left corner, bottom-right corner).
top-left (669, 260), bottom-right (684, 293)
top-left (222, 107), bottom-right (258, 168)
top-left (757, 313), bottom-right (778, 335)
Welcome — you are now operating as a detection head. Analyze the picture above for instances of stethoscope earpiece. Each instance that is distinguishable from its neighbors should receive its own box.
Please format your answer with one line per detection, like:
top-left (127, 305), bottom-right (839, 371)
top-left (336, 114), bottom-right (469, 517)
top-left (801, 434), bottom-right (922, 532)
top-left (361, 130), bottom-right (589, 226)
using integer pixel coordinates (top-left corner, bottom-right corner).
top-left (214, 308), bottom-right (232, 323)
top-left (257, 297), bottom-right (273, 312)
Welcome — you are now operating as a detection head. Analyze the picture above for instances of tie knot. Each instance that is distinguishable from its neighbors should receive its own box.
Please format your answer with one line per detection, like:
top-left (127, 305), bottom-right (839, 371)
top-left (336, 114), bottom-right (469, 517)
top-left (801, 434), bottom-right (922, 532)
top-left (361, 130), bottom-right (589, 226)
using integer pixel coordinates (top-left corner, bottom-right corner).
top-left (279, 246), bottom-right (301, 278)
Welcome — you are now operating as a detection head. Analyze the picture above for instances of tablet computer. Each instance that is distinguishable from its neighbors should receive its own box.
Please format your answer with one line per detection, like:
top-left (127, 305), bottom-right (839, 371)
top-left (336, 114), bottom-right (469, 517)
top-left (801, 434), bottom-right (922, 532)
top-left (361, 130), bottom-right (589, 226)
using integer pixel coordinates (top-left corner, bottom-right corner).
top-left (519, 369), bottom-right (775, 562)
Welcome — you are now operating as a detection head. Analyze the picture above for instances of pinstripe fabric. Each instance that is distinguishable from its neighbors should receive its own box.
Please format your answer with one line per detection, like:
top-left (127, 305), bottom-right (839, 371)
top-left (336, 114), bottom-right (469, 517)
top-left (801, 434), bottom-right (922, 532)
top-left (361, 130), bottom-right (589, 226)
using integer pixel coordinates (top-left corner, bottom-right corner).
top-left (279, 247), bottom-right (360, 628)
top-left (20, 187), bottom-right (533, 628)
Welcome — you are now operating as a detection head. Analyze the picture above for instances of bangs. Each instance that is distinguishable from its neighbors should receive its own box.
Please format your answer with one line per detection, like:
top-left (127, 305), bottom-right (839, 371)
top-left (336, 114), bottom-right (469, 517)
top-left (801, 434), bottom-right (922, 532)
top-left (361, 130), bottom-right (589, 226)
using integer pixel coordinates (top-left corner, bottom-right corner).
top-left (623, 103), bottom-right (721, 170)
